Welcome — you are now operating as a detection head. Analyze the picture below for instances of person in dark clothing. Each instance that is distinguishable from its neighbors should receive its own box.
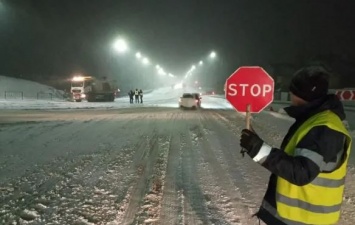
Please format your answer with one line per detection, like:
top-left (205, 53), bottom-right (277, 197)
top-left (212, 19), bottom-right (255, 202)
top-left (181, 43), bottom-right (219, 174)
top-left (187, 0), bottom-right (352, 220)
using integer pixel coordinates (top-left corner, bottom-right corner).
top-left (134, 88), bottom-right (139, 103)
top-left (128, 90), bottom-right (134, 103)
top-left (139, 89), bottom-right (143, 103)
top-left (240, 66), bottom-right (352, 225)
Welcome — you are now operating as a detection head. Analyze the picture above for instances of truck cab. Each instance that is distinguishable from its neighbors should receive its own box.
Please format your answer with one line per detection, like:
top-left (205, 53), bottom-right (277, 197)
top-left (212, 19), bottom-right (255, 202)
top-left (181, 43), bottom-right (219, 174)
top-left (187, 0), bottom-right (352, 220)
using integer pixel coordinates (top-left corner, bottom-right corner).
top-left (71, 76), bottom-right (92, 102)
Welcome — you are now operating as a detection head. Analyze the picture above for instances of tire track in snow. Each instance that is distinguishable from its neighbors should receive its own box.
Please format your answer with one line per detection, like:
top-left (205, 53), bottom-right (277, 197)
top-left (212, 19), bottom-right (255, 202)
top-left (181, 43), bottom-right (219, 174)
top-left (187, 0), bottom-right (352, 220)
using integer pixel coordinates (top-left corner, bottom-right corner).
top-left (207, 111), bottom-right (270, 215)
top-left (177, 125), bottom-right (211, 225)
top-left (152, 112), bottom-right (184, 225)
top-left (130, 112), bottom-right (181, 224)
top-left (110, 127), bottom-right (162, 224)
top-left (185, 112), bottom-right (252, 224)
top-left (105, 111), bottom-right (173, 225)
top-left (133, 136), bottom-right (170, 224)
top-left (159, 128), bottom-right (183, 224)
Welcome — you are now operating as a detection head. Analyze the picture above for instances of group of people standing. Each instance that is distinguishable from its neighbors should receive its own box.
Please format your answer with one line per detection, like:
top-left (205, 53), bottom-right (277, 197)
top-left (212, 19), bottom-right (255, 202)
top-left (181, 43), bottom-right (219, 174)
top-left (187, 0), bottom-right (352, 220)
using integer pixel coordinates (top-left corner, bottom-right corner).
top-left (128, 88), bottom-right (143, 104)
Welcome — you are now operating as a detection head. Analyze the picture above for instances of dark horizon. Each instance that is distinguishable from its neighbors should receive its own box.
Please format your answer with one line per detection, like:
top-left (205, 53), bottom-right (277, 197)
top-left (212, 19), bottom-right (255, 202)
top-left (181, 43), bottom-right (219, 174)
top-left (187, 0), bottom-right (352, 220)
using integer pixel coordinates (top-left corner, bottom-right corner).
top-left (1, 0), bottom-right (355, 90)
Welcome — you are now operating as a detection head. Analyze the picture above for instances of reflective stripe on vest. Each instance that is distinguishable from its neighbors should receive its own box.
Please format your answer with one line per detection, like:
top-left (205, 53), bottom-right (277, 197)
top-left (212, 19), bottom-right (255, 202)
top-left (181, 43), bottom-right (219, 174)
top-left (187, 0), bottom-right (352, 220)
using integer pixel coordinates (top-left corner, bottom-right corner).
top-left (277, 193), bottom-right (342, 213)
top-left (295, 147), bottom-right (345, 172)
top-left (262, 200), bottom-right (309, 225)
top-left (273, 110), bottom-right (351, 225)
top-left (312, 176), bottom-right (345, 188)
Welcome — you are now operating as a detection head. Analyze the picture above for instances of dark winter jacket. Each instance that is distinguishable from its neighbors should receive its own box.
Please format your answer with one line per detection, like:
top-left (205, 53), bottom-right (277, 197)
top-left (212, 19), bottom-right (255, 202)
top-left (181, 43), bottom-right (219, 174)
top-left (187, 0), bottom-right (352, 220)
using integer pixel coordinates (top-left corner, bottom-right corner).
top-left (128, 91), bottom-right (134, 98)
top-left (256, 94), bottom-right (347, 225)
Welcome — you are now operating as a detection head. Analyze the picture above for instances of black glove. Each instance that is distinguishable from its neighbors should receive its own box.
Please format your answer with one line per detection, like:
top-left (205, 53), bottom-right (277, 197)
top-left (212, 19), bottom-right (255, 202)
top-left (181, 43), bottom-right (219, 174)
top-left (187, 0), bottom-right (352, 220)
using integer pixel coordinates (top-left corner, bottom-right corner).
top-left (240, 129), bottom-right (264, 158)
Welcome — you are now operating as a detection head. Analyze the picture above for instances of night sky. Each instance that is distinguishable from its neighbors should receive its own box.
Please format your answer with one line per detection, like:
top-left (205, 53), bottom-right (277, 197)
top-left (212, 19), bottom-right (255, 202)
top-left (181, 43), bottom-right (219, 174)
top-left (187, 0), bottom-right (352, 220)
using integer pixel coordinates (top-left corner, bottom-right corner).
top-left (1, 0), bottom-right (355, 89)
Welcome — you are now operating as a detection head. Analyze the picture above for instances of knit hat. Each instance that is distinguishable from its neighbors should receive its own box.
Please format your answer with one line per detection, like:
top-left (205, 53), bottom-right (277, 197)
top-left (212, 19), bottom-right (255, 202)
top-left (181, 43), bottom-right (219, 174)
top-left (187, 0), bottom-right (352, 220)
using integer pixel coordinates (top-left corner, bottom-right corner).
top-left (289, 66), bottom-right (330, 102)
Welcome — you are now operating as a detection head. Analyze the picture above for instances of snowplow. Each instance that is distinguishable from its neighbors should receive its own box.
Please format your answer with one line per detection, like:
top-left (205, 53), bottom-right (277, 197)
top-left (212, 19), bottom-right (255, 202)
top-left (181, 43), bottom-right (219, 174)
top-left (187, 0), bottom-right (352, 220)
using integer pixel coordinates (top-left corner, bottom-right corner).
top-left (70, 76), bottom-right (118, 102)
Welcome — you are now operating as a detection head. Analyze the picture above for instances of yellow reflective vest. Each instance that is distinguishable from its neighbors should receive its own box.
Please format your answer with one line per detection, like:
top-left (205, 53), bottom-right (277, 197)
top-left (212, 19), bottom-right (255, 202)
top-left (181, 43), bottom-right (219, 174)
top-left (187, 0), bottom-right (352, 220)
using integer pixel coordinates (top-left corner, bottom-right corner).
top-left (276, 110), bottom-right (352, 224)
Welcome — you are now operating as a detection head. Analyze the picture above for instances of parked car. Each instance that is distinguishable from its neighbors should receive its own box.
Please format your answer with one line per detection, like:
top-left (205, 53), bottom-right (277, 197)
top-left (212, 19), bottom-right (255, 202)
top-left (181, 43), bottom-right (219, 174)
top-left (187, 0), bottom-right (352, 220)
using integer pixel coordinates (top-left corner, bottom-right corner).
top-left (179, 93), bottom-right (201, 109)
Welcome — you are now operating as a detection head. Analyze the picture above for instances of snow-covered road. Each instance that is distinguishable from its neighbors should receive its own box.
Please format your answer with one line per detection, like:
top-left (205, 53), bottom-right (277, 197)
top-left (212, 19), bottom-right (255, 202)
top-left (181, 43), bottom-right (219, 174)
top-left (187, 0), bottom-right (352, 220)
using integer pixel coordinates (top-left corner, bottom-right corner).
top-left (1, 107), bottom-right (355, 225)
top-left (0, 108), bottom-right (264, 224)
top-left (1, 83), bottom-right (355, 224)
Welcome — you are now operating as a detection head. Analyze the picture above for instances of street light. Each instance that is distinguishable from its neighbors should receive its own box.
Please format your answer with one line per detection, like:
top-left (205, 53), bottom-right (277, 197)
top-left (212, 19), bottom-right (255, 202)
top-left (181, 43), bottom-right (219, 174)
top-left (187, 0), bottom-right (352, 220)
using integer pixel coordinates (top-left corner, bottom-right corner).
top-left (210, 51), bottom-right (216, 59)
top-left (191, 65), bottom-right (196, 70)
top-left (199, 61), bottom-right (203, 65)
top-left (158, 68), bottom-right (166, 75)
top-left (143, 57), bottom-right (150, 65)
top-left (156, 65), bottom-right (160, 69)
top-left (113, 38), bottom-right (128, 53)
top-left (136, 52), bottom-right (142, 59)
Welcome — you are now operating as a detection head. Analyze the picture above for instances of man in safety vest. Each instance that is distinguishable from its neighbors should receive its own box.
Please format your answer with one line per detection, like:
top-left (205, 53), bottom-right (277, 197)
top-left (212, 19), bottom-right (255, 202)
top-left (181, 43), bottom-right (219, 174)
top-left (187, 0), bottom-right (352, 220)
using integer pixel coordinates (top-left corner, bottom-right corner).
top-left (134, 88), bottom-right (139, 103)
top-left (240, 66), bottom-right (352, 225)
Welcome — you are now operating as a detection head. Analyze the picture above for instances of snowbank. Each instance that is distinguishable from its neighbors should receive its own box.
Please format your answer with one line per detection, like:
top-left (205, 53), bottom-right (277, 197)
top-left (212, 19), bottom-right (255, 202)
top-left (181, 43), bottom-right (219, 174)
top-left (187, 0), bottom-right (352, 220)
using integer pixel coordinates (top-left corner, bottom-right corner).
top-left (0, 75), bottom-right (64, 100)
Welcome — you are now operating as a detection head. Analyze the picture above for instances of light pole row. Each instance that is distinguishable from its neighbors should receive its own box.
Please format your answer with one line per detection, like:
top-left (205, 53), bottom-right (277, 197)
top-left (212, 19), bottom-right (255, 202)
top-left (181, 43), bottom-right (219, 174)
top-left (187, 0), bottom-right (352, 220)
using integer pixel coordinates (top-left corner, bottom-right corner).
top-left (112, 38), bottom-right (175, 78)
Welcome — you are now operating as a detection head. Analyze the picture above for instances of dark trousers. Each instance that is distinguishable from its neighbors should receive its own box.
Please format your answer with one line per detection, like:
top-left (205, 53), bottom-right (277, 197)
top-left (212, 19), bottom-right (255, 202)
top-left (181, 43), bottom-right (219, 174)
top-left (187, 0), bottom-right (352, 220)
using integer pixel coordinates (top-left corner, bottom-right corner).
top-left (135, 95), bottom-right (139, 103)
top-left (140, 95), bottom-right (143, 103)
top-left (129, 97), bottom-right (133, 103)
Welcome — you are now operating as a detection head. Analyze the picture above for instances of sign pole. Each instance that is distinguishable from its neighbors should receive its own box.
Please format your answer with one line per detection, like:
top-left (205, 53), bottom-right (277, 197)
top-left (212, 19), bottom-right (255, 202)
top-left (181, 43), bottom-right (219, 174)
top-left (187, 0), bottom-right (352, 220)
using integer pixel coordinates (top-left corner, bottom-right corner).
top-left (240, 104), bottom-right (251, 158)
top-left (246, 104), bottom-right (251, 130)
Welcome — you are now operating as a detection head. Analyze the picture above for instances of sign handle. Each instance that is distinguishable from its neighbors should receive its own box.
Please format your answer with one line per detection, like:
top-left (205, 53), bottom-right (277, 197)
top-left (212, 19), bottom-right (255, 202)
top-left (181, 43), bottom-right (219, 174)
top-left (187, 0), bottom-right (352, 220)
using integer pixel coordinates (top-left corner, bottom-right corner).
top-left (241, 104), bottom-right (251, 158)
top-left (246, 104), bottom-right (251, 129)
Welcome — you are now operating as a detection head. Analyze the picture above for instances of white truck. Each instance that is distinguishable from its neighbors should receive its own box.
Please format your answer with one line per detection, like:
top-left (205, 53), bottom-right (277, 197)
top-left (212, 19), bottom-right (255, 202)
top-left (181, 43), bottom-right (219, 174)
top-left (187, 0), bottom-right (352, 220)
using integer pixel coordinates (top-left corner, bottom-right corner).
top-left (70, 76), bottom-right (119, 102)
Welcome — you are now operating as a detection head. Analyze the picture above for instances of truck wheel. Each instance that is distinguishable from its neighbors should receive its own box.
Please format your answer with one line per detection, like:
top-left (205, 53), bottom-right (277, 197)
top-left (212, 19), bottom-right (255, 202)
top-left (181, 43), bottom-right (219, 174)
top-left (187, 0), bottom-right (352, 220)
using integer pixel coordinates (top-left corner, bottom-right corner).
top-left (87, 96), bottom-right (94, 102)
top-left (105, 94), bottom-right (114, 102)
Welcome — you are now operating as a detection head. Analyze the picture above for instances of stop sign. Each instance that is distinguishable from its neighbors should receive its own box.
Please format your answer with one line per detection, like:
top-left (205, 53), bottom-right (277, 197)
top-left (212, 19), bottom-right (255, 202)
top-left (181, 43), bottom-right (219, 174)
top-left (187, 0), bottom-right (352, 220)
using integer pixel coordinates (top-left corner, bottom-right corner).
top-left (225, 66), bottom-right (274, 113)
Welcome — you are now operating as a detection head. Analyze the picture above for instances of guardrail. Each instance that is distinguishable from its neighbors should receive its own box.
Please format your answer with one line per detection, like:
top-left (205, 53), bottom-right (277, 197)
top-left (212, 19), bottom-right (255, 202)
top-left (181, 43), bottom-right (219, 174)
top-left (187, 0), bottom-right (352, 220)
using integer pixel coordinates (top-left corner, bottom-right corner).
top-left (1, 91), bottom-right (65, 100)
top-left (4, 91), bottom-right (24, 100)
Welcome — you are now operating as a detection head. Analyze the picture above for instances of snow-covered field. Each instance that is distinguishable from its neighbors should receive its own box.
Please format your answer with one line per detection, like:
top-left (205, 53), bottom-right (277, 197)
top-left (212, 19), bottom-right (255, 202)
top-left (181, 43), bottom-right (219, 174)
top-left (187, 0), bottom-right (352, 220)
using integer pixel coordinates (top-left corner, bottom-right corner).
top-left (1, 76), bottom-right (355, 224)
top-left (0, 76), bottom-right (64, 100)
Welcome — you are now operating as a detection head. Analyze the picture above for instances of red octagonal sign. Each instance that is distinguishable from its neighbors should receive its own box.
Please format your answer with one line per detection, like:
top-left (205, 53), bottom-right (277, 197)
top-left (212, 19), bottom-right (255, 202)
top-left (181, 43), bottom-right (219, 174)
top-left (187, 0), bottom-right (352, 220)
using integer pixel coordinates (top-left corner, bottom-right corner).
top-left (225, 66), bottom-right (274, 113)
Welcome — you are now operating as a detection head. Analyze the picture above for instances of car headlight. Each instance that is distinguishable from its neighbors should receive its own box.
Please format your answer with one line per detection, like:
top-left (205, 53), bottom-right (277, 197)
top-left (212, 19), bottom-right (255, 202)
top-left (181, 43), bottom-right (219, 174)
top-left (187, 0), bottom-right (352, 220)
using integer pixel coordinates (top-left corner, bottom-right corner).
top-left (81, 94), bottom-right (86, 98)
